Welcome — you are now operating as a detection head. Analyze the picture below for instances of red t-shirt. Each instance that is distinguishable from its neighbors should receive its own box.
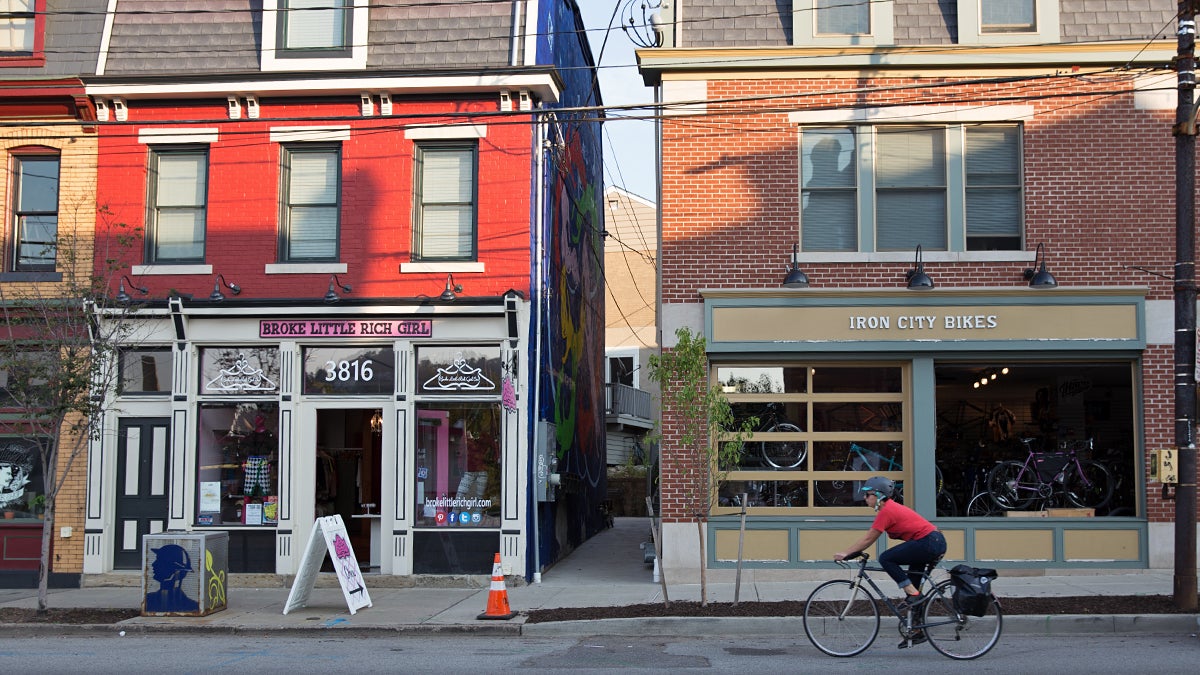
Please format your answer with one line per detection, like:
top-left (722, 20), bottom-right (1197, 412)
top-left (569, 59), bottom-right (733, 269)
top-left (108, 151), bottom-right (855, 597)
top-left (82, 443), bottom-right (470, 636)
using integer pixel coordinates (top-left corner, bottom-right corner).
top-left (871, 498), bottom-right (936, 541)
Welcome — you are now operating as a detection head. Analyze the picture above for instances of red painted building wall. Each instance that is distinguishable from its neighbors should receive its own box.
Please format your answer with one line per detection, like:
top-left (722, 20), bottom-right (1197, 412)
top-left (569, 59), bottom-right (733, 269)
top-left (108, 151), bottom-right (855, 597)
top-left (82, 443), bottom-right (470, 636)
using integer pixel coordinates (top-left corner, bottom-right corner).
top-left (94, 96), bottom-right (534, 300)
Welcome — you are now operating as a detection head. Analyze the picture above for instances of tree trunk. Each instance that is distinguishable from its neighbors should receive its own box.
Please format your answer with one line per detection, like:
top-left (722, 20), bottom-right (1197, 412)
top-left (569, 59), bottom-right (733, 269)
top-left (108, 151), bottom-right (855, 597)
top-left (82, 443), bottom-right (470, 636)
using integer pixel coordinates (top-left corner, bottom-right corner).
top-left (696, 517), bottom-right (707, 607)
top-left (37, 500), bottom-right (53, 612)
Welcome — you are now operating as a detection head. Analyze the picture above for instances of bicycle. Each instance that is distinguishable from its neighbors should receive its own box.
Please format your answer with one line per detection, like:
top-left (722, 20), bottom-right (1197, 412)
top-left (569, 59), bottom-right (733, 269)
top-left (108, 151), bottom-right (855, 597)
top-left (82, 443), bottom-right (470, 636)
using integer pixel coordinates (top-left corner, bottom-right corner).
top-left (815, 442), bottom-right (955, 514)
top-left (744, 402), bottom-right (806, 469)
top-left (985, 436), bottom-right (1114, 511)
top-left (803, 552), bottom-right (1003, 660)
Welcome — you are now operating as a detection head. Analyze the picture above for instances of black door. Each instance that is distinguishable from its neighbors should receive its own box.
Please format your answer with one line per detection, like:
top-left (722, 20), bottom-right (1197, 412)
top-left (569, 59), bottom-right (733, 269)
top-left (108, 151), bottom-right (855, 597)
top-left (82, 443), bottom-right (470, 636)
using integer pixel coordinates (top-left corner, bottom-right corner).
top-left (113, 418), bottom-right (171, 569)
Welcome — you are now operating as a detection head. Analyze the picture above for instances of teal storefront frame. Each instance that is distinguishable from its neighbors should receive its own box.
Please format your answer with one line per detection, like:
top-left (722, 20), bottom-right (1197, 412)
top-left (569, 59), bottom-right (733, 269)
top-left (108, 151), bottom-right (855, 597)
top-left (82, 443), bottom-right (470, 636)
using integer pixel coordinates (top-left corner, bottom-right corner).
top-left (701, 287), bottom-right (1149, 569)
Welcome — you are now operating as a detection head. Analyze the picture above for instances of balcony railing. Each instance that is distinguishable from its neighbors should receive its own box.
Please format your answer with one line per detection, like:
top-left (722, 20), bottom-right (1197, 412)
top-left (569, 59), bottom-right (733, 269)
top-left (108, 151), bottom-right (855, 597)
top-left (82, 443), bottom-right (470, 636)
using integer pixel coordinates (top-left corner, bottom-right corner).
top-left (605, 382), bottom-right (652, 427)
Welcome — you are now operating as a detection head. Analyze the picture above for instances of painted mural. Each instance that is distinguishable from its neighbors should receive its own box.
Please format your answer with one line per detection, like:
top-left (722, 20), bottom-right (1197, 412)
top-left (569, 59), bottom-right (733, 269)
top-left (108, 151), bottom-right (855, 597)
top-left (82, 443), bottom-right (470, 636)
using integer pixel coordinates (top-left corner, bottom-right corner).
top-left (530, 0), bottom-right (606, 572)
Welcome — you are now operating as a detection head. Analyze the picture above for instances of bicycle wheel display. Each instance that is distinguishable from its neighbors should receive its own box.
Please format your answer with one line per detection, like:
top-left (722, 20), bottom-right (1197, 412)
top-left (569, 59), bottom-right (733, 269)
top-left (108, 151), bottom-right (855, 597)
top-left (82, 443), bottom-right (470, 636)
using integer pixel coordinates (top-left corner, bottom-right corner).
top-left (966, 491), bottom-right (1003, 517)
top-left (1062, 459), bottom-right (1114, 509)
top-left (760, 423), bottom-right (807, 468)
top-left (802, 580), bottom-right (880, 657)
top-left (922, 580), bottom-right (1003, 660)
top-left (985, 460), bottom-right (1035, 510)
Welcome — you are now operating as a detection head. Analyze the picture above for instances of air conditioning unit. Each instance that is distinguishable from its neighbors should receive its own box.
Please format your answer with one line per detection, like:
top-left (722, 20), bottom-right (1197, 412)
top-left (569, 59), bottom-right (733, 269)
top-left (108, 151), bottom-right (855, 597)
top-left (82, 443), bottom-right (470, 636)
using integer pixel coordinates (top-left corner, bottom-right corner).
top-left (141, 531), bottom-right (229, 616)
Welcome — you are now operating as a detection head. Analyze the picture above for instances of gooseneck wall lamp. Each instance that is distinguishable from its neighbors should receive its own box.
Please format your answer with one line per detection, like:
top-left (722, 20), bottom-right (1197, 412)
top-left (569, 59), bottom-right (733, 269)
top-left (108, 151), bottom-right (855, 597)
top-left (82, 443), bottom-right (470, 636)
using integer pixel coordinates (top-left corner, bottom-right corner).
top-left (1023, 243), bottom-right (1058, 289)
top-left (210, 273), bottom-right (242, 302)
top-left (782, 243), bottom-right (810, 288)
top-left (439, 273), bottom-right (463, 302)
top-left (904, 245), bottom-right (935, 290)
top-left (116, 275), bottom-right (149, 304)
top-left (324, 274), bottom-right (353, 303)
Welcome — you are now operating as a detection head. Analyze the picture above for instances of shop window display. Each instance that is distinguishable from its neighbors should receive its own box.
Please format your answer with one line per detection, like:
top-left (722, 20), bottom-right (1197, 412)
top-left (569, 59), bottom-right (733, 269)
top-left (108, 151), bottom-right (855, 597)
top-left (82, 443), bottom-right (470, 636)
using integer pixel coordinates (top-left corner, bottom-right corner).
top-left (413, 402), bottom-right (501, 528)
top-left (934, 362), bottom-right (1136, 518)
top-left (196, 403), bottom-right (279, 526)
top-left (0, 438), bottom-right (44, 521)
top-left (716, 364), bottom-right (905, 511)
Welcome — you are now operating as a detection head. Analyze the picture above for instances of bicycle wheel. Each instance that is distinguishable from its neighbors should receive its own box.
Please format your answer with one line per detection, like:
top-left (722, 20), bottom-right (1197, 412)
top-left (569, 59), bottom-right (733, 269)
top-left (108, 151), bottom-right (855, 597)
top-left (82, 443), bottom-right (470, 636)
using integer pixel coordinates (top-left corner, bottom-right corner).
top-left (966, 491), bottom-right (1003, 517)
top-left (985, 461), bottom-right (1035, 510)
top-left (1062, 459), bottom-right (1114, 509)
top-left (803, 580), bottom-right (880, 657)
top-left (922, 580), bottom-right (1003, 660)
top-left (936, 489), bottom-right (957, 517)
top-left (760, 423), bottom-right (807, 468)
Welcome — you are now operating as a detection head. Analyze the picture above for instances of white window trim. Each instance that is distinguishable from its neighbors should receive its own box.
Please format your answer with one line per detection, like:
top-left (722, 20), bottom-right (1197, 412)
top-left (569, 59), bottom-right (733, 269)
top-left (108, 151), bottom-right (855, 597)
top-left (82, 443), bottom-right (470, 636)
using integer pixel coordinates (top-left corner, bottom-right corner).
top-left (605, 349), bottom-right (640, 389)
top-left (269, 126), bottom-right (351, 143)
top-left (957, 0), bottom-right (1059, 45)
top-left (793, 0), bottom-right (894, 46)
top-left (132, 264), bottom-right (214, 275)
top-left (792, 106), bottom-right (1029, 256)
top-left (260, 0), bottom-right (369, 72)
top-left (404, 125), bottom-right (488, 140)
top-left (265, 263), bottom-right (347, 274)
top-left (399, 262), bottom-right (485, 274)
top-left (138, 128), bottom-right (219, 145)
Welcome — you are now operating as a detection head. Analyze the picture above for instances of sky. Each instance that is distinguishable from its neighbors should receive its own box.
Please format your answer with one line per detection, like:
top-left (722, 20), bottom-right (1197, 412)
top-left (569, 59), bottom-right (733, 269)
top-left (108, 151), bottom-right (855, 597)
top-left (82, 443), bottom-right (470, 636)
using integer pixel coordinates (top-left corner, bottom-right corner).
top-left (577, 0), bottom-right (657, 202)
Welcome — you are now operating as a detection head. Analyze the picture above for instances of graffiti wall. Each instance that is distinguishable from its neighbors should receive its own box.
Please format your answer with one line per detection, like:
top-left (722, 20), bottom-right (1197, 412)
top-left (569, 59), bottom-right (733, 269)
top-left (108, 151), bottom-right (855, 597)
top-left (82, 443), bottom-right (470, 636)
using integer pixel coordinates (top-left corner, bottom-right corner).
top-left (530, 0), bottom-right (606, 573)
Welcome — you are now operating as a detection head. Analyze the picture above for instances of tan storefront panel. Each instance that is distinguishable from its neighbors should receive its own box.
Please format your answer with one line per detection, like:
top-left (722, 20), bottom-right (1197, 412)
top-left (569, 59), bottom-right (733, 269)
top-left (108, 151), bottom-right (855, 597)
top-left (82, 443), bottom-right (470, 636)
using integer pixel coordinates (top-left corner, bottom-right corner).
top-left (798, 530), bottom-right (861, 561)
top-left (938, 529), bottom-right (965, 561)
top-left (975, 529), bottom-right (1054, 561)
top-left (712, 304), bottom-right (1137, 343)
top-left (715, 529), bottom-right (790, 561)
top-left (1063, 529), bottom-right (1140, 561)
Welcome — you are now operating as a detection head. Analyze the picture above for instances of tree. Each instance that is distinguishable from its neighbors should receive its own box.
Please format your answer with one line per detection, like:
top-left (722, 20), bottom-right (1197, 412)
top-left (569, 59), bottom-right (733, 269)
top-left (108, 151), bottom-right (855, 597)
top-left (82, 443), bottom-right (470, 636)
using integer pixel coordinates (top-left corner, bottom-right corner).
top-left (647, 327), bottom-right (755, 606)
top-left (0, 208), bottom-right (141, 612)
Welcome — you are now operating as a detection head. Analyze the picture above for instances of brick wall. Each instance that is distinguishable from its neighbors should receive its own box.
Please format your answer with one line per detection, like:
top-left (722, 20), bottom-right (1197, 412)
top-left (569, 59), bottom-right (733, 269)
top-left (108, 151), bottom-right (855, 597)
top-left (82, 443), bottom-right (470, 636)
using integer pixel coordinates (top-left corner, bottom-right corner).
top-left (657, 73), bottom-right (1192, 525)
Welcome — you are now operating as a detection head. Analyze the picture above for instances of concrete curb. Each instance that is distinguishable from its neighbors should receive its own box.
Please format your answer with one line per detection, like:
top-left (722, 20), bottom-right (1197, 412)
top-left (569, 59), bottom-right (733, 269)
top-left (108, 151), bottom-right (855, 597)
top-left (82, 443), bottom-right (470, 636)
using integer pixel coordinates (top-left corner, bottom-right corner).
top-left (2, 614), bottom-right (1197, 638)
top-left (521, 614), bottom-right (1200, 638)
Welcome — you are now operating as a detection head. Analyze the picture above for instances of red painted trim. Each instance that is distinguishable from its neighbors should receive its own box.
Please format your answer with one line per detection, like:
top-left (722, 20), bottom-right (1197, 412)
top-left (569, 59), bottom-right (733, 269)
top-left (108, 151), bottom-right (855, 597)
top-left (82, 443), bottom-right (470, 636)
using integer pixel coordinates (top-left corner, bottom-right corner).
top-left (0, 0), bottom-right (46, 69)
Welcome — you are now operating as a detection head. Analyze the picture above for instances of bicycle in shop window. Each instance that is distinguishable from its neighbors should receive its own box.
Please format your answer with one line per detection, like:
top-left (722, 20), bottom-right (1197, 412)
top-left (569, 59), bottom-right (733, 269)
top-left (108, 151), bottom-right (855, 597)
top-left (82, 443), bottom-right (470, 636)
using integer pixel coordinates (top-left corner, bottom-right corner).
top-left (816, 442), bottom-right (956, 515)
top-left (984, 436), bottom-right (1114, 512)
top-left (740, 401), bottom-right (807, 469)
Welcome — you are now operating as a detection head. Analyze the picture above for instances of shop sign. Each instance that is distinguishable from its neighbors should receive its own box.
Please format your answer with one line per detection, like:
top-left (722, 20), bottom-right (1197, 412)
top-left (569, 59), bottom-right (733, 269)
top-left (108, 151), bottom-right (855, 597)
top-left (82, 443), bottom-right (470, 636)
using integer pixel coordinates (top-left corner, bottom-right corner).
top-left (259, 319), bottom-right (432, 339)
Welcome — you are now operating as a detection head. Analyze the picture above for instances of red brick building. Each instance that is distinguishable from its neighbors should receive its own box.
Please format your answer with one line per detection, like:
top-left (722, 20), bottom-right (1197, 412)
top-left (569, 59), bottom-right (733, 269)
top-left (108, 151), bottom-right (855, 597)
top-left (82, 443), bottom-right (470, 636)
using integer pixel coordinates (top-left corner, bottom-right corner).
top-left (639, 1), bottom-right (1188, 577)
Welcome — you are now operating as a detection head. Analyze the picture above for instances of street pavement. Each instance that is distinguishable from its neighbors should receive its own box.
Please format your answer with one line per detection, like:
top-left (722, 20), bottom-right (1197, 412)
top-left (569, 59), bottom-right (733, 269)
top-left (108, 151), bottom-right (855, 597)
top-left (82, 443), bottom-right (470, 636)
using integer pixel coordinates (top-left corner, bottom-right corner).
top-left (0, 517), bottom-right (1196, 637)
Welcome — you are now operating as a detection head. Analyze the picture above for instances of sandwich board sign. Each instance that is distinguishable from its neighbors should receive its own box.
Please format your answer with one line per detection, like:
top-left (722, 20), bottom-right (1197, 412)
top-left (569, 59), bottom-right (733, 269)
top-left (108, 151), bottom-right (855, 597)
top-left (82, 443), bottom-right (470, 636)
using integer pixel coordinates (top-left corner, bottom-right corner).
top-left (283, 514), bottom-right (372, 615)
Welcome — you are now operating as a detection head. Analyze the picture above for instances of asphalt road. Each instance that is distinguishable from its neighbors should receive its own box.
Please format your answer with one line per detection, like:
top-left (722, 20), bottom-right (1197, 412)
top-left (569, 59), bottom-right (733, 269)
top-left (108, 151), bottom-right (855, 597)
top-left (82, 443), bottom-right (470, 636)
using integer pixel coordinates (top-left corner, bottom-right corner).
top-left (0, 632), bottom-right (1195, 673)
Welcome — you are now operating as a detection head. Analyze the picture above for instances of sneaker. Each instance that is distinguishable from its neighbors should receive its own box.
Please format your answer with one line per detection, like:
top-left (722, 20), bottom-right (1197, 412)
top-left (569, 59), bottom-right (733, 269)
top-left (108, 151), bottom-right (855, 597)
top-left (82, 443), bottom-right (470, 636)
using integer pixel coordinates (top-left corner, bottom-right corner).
top-left (898, 631), bottom-right (927, 649)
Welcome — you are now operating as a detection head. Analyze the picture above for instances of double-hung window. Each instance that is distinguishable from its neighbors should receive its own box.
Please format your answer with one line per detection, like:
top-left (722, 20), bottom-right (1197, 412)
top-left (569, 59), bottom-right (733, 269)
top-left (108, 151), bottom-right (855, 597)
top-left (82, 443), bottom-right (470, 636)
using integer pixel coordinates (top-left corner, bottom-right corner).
top-left (279, 0), bottom-right (351, 56)
top-left (413, 144), bottom-right (477, 261)
top-left (980, 0), bottom-right (1035, 33)
top-left (280, 145), bottom-right (340, 262)
top-left (148, 148), bottom-right (208, 263)
top-left (800, 123), bottom-right (1022, 252)
top-left (958, 0), bottom-right (1058, 44)
top-left (794, 0), bottom-right (893, 46)
top-left (10, 153), bottom-right (59, 271)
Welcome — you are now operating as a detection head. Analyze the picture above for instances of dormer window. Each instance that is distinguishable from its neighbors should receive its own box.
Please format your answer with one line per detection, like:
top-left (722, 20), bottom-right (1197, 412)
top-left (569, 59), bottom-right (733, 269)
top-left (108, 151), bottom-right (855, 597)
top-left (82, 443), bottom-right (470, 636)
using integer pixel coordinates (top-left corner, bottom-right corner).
top-left (261, 0), bottom-right (368, 72)
top-left (794, 0), bottom-right (893, 46)
top-left (1, 0), bottom-right (45, 66)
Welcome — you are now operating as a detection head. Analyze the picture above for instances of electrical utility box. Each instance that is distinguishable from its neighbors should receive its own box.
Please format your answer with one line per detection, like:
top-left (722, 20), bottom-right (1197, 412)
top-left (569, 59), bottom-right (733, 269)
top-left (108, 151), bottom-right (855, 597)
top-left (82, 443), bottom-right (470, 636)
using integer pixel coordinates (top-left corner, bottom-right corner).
top-left (535, 421), bottom-right (560, 502)
top-left (142, 531), bottom-right (229, 616)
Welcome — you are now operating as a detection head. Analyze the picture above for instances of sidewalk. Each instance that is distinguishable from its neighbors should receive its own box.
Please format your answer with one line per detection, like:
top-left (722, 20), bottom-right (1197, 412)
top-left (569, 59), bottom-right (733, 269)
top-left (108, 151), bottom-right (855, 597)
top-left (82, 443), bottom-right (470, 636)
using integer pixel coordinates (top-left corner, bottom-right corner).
top-left (1, 517), bottom-right (1196, 637)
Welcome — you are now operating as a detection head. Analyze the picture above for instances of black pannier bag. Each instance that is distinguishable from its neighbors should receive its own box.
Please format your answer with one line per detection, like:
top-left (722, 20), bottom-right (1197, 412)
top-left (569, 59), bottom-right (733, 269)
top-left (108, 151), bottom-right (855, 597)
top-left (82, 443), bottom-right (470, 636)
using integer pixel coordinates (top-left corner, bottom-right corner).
top-left (949, 564), bottom-right (998, 617)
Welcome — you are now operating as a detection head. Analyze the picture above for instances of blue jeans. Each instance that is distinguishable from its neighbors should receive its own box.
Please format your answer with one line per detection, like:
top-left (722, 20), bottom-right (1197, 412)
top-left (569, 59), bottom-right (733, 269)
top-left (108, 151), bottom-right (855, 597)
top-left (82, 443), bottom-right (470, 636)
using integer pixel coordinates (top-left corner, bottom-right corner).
top-left (879, 530), bottom-right (947, 591)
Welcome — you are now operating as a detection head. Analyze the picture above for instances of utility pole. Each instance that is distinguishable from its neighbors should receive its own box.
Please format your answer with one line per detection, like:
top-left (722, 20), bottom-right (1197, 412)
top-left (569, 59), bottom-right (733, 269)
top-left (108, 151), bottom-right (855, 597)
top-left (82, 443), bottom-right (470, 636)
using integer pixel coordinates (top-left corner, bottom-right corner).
top-left (1173, 0), bottom-right (1199, 612)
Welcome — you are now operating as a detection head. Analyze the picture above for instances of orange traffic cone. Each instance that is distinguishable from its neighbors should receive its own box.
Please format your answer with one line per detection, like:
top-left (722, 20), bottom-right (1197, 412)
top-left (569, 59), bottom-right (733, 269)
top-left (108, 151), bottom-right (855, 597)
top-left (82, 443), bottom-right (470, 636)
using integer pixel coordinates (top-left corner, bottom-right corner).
top-left (477, 552), bottom-right (516, 620)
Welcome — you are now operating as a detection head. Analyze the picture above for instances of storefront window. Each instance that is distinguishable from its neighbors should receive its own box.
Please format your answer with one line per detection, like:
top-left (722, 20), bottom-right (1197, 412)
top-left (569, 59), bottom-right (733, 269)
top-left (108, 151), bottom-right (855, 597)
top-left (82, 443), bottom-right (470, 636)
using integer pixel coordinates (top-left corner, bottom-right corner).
top-left (199, 348), bottom-right (279, 396)
top-left (302, 346), bottom-right (394, 395)
top-left (935, 362), bottom-right (1136, 518)
top-left (416, 345), bottom-right (501, 396)
top-left (0, 438), bottom-right (44, 521)
top-left (413, 402), bottom-right (501, 528)
top-left (118, 347), bottom-right (172, 394)
top-left (717, 364), bottom-right (905, 510)
top-left (196, 403), bottom-right (279, 526)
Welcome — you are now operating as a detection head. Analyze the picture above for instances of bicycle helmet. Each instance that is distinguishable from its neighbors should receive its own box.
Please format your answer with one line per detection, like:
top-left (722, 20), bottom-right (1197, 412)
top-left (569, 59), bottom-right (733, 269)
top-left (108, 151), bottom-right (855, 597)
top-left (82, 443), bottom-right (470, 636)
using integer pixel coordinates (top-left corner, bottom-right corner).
top-left (860, 476), bottom-right (895, 500)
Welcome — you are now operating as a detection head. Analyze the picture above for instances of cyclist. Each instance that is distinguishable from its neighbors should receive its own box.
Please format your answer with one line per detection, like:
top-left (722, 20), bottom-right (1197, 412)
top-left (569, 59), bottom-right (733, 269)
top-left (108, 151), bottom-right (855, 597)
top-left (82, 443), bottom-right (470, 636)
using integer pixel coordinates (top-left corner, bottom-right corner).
top-left (833, 476), bottom-right (947, 648)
